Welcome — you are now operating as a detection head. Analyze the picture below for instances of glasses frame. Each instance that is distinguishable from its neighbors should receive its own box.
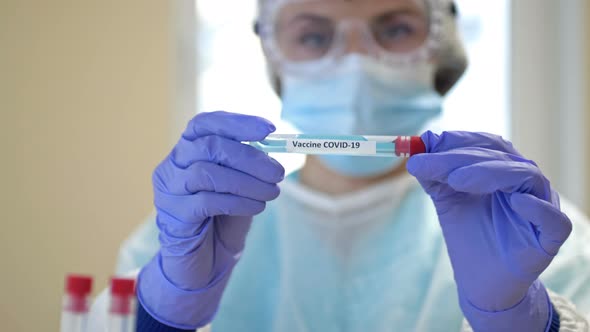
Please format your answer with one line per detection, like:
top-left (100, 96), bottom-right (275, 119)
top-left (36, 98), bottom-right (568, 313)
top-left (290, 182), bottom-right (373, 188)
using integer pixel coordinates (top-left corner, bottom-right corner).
top-left (257, 0), bottom-right (448, 76)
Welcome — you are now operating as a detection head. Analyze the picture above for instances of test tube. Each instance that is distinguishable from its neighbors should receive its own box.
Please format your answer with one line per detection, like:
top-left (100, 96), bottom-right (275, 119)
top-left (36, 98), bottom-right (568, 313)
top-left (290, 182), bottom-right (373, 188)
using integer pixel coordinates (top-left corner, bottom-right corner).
top-left (61, 274), bottom-right (93, 332)
top-left (108, 277), bottom-right (136, 332)
top-left (249, 134), bottom-right (426, 157)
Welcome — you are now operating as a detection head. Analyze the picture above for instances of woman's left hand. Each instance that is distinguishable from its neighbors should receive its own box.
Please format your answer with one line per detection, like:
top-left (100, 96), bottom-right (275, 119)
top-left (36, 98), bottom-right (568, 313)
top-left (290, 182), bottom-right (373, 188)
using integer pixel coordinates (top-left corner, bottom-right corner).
top-left (407, 131), bottom-right (572, 332)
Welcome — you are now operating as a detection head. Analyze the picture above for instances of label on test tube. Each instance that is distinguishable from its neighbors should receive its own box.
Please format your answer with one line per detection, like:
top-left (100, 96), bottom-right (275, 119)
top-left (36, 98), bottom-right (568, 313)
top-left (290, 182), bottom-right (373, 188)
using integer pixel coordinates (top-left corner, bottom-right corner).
top-left (285, 138), bottom-right (377, 155)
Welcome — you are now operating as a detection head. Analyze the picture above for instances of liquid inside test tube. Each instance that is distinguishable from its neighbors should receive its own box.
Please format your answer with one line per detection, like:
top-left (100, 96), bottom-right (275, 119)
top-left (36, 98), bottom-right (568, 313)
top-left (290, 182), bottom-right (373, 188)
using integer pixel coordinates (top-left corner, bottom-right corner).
top-left (249, 134), bottom-right (425, 157)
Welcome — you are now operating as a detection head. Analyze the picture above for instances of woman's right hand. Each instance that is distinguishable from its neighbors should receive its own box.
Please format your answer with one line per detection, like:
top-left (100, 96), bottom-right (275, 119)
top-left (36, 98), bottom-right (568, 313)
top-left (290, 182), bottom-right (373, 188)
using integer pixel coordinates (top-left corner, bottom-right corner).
top-left (137, 111), bottom-right (285, 329)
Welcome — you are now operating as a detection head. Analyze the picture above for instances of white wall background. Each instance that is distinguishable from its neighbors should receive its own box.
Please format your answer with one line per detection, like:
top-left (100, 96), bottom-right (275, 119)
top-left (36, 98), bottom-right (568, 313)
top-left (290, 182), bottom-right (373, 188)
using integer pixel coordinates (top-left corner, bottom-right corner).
top-left (511, 0), bottom-right (589, 213)
top-left (441, 0), bottom-right (509, 136)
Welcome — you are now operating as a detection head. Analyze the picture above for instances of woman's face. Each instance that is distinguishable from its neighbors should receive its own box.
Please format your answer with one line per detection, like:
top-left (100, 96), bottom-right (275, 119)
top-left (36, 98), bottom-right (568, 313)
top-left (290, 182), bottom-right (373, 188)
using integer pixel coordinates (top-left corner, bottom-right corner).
top-left (273, 0), bottom-right (430, 62)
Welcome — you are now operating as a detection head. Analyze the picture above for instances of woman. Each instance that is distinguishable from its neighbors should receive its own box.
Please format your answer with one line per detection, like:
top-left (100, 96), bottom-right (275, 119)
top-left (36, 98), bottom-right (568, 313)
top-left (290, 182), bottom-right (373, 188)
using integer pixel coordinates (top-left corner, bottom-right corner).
top-left (91, 0), bottom-right (590, 331)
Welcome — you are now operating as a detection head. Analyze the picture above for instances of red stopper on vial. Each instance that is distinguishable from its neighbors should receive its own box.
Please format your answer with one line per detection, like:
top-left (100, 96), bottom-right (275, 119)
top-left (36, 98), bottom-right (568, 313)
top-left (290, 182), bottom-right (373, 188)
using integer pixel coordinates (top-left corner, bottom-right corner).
top-left (109, 277), bottom-right (136, 315)
top-left (64, 274), bottom-right (93, 313)
top-left (394, 136), bottom-right (426, 157)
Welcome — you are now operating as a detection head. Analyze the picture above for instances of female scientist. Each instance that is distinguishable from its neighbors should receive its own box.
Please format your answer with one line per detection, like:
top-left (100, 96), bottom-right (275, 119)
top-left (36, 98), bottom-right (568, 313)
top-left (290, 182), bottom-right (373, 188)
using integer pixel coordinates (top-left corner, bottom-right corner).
top-left (90, 0), bottom-right (590, 331)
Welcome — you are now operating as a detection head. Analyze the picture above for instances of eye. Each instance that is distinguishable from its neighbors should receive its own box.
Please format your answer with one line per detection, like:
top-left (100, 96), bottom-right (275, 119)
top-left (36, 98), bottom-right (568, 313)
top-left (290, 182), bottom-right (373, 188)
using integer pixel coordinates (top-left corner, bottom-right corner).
top-left (372, 14), bottom-right (428, 53)
top-left (298, 31), bottom-right (333, 50)
top-left (378, 23), bottom-right (415, 41)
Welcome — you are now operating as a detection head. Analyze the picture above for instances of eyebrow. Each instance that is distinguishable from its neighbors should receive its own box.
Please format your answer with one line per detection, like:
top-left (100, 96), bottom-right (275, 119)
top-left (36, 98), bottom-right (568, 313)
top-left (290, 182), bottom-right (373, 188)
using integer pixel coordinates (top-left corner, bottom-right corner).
top-left (286, 13), bottom-right (333, 28)
top-left (373, 8), bottom-right (426, 25)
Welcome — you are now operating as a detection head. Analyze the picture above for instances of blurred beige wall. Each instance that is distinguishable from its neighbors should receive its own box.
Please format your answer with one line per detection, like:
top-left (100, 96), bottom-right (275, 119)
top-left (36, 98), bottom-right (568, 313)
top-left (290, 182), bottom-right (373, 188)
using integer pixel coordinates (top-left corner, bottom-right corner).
top-left (1, 1), bottom-right (173, 330)
top-left (587, 3), bottom-right (590, 211)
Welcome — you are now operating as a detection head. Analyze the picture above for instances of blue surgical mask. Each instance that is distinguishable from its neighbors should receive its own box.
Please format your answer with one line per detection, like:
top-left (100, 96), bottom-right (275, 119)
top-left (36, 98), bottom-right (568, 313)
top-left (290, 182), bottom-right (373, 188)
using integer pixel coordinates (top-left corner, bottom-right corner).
top-left (281, 55), bottom-right (443, 177)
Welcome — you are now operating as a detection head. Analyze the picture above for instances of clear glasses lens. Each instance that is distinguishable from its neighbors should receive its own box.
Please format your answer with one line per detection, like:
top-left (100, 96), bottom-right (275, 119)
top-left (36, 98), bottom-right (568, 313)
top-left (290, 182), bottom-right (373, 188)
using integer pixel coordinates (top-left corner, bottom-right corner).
top-left (272, 0), bottom-right (431, 63)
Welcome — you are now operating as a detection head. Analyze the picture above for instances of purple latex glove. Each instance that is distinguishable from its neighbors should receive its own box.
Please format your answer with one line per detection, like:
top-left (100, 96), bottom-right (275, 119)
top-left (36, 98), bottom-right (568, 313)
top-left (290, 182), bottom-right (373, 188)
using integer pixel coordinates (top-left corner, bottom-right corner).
top-left (407, 131), bottom-right (572, 332)
top-left (137, 111), bottom-right (285, 329)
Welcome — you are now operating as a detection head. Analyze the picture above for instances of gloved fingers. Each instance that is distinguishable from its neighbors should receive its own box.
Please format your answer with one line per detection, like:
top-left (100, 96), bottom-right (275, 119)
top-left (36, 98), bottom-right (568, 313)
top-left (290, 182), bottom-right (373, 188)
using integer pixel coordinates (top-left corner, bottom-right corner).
top-left (407, 147), bottom-right (527, 184)
top-left (214, 216), bottom-right (255, 254)
top-left (195, 192), bottom-right (267, 217)
top-left (155, 191), bottom-right (266, 223)
top-left (171, 135), bottom-right (285, 184)
top-left (182, 111), bottom-right (276, 142)
top-left (421, 131), bottom-right (521, 156)
top-left (156, 161), bottom-right (281, 202)
top-left (446, 160), bottom-right (551, 200)
top-left (510, 192), bottom-right (572, 255)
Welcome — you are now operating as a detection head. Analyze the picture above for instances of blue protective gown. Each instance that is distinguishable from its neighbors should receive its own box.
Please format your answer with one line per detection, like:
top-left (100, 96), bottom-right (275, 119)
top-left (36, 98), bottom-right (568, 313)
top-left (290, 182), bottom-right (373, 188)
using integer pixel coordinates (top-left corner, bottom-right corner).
top-left (115, 173), bottom-right (590, 331)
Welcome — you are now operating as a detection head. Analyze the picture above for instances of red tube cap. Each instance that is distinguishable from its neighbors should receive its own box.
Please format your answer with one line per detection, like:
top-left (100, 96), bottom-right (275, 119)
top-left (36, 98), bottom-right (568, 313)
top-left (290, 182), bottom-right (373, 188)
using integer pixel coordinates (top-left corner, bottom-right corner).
top-left (410, 136), bottom-right (426, 156)
top-left (65, 274), bottom-right (93, 296)
top-left (110, 277), bottom-right (136, 315)
top-left (394, 136), bottom-right (427, 157)
top-left (110, 277), bottom-right (136, 297)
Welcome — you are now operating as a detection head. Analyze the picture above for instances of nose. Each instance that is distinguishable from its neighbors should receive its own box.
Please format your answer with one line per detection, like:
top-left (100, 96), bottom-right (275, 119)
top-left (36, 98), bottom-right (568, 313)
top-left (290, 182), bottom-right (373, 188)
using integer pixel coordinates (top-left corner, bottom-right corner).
top-left (342, 24), bottom-right (372, 56)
